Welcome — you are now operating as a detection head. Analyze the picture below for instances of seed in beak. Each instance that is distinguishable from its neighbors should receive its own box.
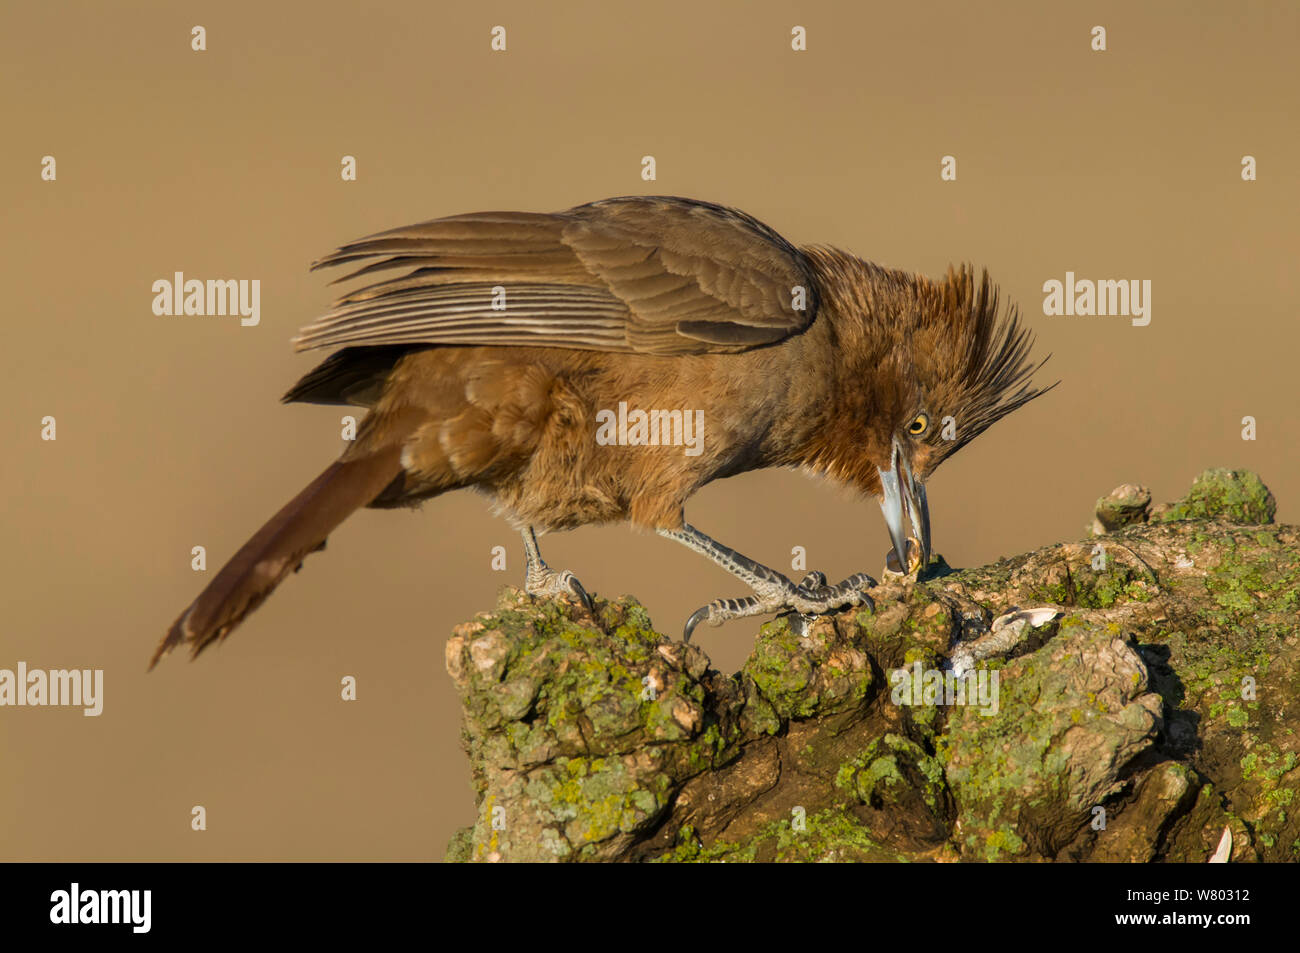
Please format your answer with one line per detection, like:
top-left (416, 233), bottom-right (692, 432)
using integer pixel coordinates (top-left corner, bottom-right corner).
top-left (884, 536), bottom-right (923, 575)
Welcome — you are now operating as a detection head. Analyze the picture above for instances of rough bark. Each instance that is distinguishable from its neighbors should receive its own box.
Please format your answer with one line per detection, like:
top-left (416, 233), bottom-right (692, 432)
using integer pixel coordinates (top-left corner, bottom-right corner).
top-left (443, 469), bottom-right (1298, 862)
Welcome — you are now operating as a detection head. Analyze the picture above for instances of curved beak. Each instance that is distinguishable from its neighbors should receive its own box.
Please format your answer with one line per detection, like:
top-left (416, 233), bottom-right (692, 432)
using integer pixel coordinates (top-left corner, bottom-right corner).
top-left (877, 437), bottom-right (931, 574)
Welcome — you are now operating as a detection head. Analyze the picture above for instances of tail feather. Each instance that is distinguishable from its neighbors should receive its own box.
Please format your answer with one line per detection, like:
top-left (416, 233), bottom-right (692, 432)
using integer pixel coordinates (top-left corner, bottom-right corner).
top-left (150, 447), bottom-right (404, 669)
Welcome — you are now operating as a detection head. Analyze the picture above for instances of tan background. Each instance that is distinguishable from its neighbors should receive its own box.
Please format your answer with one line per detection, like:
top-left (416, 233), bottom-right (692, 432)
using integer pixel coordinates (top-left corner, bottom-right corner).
top-left (2, 0), bottom-right (1296, 860)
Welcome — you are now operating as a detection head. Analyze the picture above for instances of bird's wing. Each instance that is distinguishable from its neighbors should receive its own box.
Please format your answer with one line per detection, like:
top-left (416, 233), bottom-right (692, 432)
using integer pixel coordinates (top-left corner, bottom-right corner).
top-left (294, 195), bottom-right (819, 357)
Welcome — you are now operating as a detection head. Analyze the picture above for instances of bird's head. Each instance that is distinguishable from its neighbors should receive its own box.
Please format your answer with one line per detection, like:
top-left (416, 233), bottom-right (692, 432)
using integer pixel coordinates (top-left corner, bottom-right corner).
top-left (798, 249), bottom-right (1055, 575)
top-left (873, 264), bottom-right (1055, 573)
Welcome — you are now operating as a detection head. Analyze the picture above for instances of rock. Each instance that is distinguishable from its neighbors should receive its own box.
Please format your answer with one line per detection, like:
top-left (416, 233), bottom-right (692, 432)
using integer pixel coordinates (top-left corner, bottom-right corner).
top-left (445, 470), bottom-right (1299, 862)
top-left (1087, 763), bottom-right (1197, 863)
top-left (943, 626), bottom-right (1163, 859)
top-left (1151, 468), bottom-right (1277, 525)
top-left (1092, 483), bottom-right (1152, 535)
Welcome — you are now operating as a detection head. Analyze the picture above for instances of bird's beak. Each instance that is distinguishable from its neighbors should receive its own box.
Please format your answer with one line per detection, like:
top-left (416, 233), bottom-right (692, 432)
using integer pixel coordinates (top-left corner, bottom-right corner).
top-left (877, 437), bottom-right (931, 574)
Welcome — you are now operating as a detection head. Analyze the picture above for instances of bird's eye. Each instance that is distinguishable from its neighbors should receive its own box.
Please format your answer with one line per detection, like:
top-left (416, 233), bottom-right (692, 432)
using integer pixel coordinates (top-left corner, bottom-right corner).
top-left (908, 414), bottom-right (929, 436)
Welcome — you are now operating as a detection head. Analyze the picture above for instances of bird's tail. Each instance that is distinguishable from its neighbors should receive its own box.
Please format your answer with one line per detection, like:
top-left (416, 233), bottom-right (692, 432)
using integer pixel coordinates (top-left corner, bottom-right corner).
top-left (149, 446), bottom-right (405, 670)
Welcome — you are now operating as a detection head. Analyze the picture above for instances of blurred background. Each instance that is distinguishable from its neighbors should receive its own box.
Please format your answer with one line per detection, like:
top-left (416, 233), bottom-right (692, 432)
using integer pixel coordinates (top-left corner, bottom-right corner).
top-left (2, 0), bottom-right (1296, 859)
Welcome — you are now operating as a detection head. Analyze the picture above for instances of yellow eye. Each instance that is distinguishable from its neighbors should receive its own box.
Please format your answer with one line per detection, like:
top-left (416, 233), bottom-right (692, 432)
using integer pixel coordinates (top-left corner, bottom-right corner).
top-left (908, 414), bottom-right (929, 436)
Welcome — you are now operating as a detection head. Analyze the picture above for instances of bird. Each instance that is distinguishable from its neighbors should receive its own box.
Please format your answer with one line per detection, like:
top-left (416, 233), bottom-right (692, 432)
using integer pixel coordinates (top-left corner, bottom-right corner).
top-left (150, 195), bottom-right (1053, 669)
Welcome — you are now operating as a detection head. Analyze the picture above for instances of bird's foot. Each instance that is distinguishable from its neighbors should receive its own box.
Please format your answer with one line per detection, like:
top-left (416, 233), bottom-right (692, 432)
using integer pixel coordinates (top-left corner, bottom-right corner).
top-left (681, 570), bottom-right (876, 642)
top-left (793, 570), bottom-right (877, 610)
top-left (525, 566), bottom-right (594, 613)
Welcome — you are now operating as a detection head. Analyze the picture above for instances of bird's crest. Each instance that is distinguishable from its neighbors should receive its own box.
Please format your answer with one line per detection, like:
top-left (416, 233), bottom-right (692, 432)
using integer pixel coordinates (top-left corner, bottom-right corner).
top-left (910, 265), bottom-right (1056, 464)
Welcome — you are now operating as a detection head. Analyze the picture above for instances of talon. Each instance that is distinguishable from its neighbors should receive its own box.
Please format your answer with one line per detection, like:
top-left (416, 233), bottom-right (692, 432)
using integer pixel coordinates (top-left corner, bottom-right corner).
top-left (682, 605), bottom-right (713, 643)
top-left (525, 565), bottom-right (594, 614)
top-left (565, 574), bottom-right (594, 614)
top-left (678, 569), bottom-right (878, 641)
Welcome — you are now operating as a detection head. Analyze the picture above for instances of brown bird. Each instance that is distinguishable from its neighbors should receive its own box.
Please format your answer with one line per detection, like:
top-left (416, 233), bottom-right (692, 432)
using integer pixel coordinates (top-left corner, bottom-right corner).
top-left (151, 195), bottom-right (1052, 668)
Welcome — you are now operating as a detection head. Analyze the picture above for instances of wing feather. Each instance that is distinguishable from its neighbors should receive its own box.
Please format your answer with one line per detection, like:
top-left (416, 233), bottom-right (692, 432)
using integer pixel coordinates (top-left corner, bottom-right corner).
top-left (298, 196), bottom-right (819, 356)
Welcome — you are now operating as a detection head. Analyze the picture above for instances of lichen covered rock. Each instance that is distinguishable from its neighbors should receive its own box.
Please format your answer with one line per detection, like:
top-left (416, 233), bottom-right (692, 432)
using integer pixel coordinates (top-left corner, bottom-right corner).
top-left (445, 470), bottom-right (1299, 862)
top-left (1093, 483), bottom-right (1152, 534)
top-left (942, 625), bottom-right (1161, 859)
top-left (1151, 468), bottom-right (1277, 525)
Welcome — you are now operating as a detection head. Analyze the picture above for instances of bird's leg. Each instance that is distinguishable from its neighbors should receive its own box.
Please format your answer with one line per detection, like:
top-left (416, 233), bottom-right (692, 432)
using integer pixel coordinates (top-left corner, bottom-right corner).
top-left (657, 523), bottom-right (875, 642)
top-left (520, 526), bottom-right (593, 612)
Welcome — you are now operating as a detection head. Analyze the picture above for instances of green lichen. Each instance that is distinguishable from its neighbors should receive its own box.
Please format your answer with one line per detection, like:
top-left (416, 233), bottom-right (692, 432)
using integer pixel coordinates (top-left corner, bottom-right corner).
top-left (531, 755), bottom-right (669, 847)
top-left (980, 826), bottom-right (1027, 861)
top-left (837, 733), bottom-right (947, 812)
top-left (1153, 469), bottom-right (1277, 525)
top-left (656, 807), bottom-right (906, 863)
top-left (742, 616), bottom-right (875, 721)
top-left (444, 826), bottom-right (473, 863)
top-left (1032, 560), bottom-right (1155, 609)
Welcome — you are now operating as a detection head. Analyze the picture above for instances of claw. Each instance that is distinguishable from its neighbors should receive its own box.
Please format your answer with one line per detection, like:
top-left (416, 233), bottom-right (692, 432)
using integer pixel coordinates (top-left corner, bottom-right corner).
top-left (566, 574), bottom-right (595, 614)
top-left (525, 567), bottom-right (594, 614)
top-left (683, 605), bottom-right (712, 643)
top-left (680, 571), bottom-right (877, 642)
